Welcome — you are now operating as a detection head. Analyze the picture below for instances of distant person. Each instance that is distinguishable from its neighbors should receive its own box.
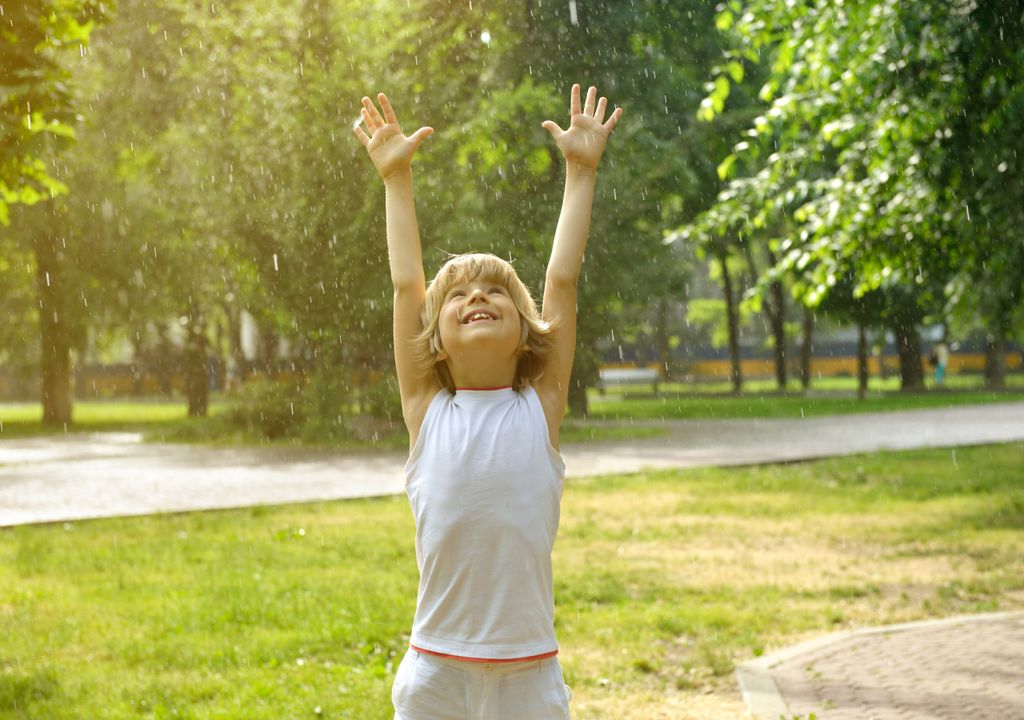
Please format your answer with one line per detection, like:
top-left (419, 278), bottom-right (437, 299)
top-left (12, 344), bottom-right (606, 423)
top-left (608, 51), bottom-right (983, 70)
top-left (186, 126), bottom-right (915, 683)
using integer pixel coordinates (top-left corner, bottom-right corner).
top-left (933, 340), bottom-right (949, 385)
top-left (354, 85), bottom-right (622, 719)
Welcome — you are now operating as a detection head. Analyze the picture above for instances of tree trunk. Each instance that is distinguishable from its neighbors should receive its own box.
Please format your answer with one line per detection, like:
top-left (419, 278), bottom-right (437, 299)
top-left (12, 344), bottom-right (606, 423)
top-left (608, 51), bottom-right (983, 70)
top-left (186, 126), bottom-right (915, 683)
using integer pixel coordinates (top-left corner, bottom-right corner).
top-left (893, 322), bottom-right (924, 392)
top-left (770, 274), bottom-right (787, 390)
top-left (258, 325), bottom-right (280, 376)
top-left (984, 330), bottom-right (1006, 389)
top-left (876, 337), bottom-right (888, 381)
top-left (224, 300), bottom-right (247, 391)
top-left (743, 244), bottom-right (787, 390)
top-left (800, 305), bottom-right (814, 391)
top-left (155, 323), bottom-right (174, 396)
top-left (655, 297), bottom-right (670, 394)
top-left (130, 331), bottom-right (144, 397)
top-left (720, 253), bottom-right (743, 394)
top-left (34, 218), bottom-right (73, 426)
top-left (567, 346), bottom-right (597, 418)
top-left (185, 303), bottom-right (209, 417)
top-left (857, 323), bottom-right (869, 401)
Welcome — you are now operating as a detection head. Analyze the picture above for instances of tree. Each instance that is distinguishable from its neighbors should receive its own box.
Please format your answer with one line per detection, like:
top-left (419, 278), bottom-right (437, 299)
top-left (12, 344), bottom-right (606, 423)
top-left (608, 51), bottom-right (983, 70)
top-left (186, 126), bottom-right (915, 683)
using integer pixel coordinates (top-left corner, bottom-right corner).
top-left (683, 0), bottom-right (1024, 393)
top-left (33, 0), bottom-right (827, 433)
top-left (0, 0), bottom-right (106, 222)
top-left (1, 0), bottom-right (109, 424)
top-left (428, 0), bottom-right (739, 414)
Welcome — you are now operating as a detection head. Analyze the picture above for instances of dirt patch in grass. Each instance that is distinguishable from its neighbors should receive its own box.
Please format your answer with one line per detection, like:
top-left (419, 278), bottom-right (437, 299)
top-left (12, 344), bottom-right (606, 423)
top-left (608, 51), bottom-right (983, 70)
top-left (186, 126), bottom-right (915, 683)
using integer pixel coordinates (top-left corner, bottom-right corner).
top-left (572, 685), bottom-right (750, 720)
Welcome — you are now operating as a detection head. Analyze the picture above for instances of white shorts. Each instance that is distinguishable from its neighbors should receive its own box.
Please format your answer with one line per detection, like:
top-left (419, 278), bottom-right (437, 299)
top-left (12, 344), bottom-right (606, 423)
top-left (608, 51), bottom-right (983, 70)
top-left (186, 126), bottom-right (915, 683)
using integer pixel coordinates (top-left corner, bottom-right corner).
top-left (392, 647), bottom-right (573, 720)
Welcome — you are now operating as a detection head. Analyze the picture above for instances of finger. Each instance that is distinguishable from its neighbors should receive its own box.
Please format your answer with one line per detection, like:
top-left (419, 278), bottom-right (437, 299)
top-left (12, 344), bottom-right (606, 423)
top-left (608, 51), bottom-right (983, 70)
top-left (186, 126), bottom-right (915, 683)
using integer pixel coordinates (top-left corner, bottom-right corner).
top-left (360, 98), bottom-right (375, 129)
top-left (359, 108), bottom-right (373, 134)
top-left (541, 120), bottom-right (563, 138)
top-left (360, 100), bottom-right (380, 131)
top-left (378, 93), bottom-right (398, 125)
top-left (353, 124), bottom-right (370, 149)
top-left (584, 86), bottom-right (597, 116)
top-left (409, 126), bottom-right (434, 148)
top-left (362, 96), bottom-right (386, 129)
top-left (603, 106), bottom-right (623, 132)
top-left (595, 96), bottom-right (608, 124)
top-left (570, 83), bottom-right (581, 116)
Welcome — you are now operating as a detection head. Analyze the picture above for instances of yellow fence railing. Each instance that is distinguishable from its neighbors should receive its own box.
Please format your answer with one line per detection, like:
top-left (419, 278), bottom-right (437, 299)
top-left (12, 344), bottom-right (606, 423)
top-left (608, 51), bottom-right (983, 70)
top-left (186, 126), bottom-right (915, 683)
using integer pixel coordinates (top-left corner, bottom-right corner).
top-left (604, 351), bottom-right (1023, 381)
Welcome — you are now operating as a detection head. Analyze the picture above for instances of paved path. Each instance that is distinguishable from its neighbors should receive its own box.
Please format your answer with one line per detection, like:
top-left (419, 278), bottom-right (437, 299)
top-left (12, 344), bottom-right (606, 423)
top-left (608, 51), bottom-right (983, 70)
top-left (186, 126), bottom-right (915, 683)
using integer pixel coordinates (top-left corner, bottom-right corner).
top-left (737, 612), bottom-right (1024, 719)
top-left (1, 401), bottom-right (1023, 527)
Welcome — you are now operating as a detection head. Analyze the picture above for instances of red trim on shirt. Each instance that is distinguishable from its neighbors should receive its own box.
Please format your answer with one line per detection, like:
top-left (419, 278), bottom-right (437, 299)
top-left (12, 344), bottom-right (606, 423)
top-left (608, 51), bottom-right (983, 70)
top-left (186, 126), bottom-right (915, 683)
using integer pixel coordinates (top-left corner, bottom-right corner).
top-left (410, 644), bottom-right (558, 664)
top-left (455, 385), bottom-right (513, 391)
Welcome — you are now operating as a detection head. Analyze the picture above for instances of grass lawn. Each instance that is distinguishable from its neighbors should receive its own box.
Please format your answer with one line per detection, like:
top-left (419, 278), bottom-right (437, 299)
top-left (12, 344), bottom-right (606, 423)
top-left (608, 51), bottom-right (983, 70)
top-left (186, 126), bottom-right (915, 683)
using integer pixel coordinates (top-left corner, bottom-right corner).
top-left (2, 442), bottom-right (1022, 719)
top-left (587, 388), bottom-right (1024, 420)
top-left (588, 373), bottom-right (1024, 420)
top-left (1, 373), bottom-right (1021, 446)
top-left (0, 399), bottom-right (667, 447)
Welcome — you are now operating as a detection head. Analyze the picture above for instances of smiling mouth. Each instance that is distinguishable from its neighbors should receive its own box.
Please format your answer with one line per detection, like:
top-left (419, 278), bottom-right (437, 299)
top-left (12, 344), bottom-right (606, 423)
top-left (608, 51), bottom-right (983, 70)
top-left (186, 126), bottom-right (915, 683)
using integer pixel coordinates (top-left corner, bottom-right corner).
top-left (463, 311), bottom-right (497, 324)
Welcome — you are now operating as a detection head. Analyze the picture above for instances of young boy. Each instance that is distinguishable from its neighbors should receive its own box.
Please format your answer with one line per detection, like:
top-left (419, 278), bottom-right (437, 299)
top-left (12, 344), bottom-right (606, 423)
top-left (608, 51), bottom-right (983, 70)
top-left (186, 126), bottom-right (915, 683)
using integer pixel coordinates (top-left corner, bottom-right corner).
top-left (354, 84), bottom-right (622, 719)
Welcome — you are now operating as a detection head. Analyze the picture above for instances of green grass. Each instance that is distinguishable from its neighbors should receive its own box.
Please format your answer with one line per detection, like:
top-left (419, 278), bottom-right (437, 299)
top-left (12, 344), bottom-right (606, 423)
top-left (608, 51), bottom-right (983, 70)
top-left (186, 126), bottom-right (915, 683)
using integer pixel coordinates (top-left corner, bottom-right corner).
top-left (587, 388), bottom-right (1023, 420)
top-left (0, 400), bottom-right (229, 439)
top-left (0, 397), bottom-right (668, 446)
top-left (1, 372), bottom-right (1021, 445)
top-left (2, 442), bottom-right (1022, 718)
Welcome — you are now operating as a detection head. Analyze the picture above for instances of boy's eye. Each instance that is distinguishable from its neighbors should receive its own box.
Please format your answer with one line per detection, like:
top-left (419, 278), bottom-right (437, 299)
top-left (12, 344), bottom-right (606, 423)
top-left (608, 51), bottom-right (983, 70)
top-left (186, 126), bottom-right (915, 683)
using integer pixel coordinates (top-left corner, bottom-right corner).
top-left (488, 287), bottom-right (503, 294)
top-left (450, 291), bottom-right (465, 299)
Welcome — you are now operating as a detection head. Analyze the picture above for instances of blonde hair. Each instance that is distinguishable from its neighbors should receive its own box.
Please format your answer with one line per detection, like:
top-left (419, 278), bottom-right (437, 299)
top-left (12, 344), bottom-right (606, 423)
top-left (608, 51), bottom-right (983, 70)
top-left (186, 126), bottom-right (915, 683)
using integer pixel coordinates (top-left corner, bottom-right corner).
top-left (413, 253), bottom-right (553, 393)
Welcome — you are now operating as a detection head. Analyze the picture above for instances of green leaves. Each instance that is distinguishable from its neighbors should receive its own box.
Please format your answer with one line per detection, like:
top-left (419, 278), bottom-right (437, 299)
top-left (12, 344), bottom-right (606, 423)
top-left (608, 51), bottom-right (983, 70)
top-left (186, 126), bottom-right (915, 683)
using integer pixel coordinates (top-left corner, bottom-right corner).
top-left (716, 153), bottom-right (737, 181)
top-left (679, 0), bottom-right (1024, 349)
top-left (715, 9), bottom-right (734, 32)
top-left (698, 74), bottom-right (733, 122)
top-left (0, 0), bottom-right (104, 225)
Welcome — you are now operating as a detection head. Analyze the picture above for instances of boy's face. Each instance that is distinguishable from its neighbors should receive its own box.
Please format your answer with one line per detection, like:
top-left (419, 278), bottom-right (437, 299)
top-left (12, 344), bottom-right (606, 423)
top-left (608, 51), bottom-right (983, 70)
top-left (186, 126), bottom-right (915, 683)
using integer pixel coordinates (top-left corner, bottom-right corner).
top-left (437, 277), bottom-right (523, 364)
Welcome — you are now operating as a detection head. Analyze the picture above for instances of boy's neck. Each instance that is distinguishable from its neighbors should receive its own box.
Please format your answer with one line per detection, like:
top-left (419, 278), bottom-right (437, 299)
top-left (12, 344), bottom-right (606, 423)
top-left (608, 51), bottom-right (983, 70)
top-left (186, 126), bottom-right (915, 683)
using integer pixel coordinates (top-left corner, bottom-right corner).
top-left (446, 357), bottom-right (517, 391)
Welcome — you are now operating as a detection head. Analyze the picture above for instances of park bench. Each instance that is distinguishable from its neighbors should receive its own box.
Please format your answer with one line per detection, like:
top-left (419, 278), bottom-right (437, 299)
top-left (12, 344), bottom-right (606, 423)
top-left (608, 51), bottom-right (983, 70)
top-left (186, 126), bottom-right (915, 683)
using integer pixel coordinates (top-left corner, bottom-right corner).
top-left (597, 366), bottom-right (661, 391)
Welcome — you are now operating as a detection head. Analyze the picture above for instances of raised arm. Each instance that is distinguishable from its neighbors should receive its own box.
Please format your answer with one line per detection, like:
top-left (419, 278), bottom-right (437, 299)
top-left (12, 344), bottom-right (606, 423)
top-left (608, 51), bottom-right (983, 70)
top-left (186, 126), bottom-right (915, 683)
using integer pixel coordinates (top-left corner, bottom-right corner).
top-left (354, 95), bottom-right (432, 287)
top-left (543, 85), bottom-right (622, 286)
top-left (536, 84), bottom-right (623, 443)
top-left (353, 93), bottom-right (440, 441)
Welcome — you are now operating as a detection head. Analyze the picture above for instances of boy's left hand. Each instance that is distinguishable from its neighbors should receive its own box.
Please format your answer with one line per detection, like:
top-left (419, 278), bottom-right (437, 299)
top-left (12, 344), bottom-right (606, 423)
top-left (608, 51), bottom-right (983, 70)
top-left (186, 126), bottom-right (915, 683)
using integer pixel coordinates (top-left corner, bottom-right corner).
top-left (542, 84), bottom-right (623, 171)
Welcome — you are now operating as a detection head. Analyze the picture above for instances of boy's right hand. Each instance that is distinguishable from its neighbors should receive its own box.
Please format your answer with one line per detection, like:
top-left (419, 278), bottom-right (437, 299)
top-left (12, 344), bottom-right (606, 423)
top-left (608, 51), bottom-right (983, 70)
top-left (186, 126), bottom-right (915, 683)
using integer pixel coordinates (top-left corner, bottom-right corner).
top-left (353, 93), bottom-right (433, 182)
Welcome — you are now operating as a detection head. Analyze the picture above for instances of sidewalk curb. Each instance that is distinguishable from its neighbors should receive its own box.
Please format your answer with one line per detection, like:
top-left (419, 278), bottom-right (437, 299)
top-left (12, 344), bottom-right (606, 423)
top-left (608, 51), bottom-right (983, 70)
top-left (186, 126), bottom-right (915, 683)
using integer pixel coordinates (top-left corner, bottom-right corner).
top-left (735, 611), bottom-right (1024, 719)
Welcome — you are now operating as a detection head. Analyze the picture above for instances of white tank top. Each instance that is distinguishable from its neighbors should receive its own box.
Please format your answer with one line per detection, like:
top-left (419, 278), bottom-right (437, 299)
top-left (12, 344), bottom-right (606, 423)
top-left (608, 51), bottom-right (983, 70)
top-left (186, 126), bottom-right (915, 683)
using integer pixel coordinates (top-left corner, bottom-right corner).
top-left (403, 385), bottom-right (566, 660)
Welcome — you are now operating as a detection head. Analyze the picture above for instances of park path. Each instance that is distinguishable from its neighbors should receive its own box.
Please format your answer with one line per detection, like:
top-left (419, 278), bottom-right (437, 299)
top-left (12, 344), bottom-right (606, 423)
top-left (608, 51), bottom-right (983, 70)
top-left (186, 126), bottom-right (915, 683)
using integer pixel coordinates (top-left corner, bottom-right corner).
top-left (1, 400), bottom-right (1023, 527)
top-left (737, 612), bottom-right (1024, 719)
